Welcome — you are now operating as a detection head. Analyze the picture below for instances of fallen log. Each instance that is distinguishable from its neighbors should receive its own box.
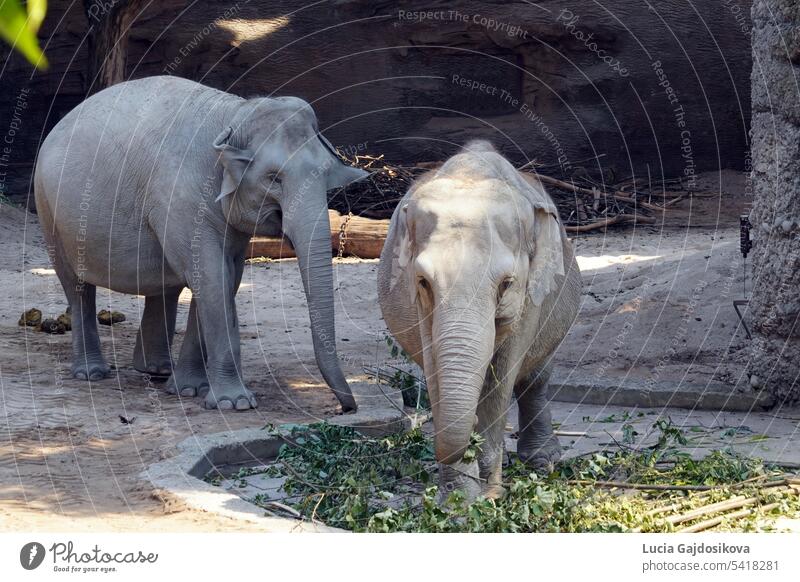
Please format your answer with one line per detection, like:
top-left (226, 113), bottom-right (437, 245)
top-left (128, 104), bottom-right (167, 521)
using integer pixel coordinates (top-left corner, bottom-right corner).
top-left (247, 207), bottom-right (657, 259)
top-left (247, 210), bottom-right (390, 260)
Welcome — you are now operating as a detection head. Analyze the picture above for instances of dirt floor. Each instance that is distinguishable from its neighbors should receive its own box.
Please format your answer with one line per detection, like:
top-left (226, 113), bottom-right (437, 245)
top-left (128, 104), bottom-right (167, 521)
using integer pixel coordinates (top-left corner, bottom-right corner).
top-left (3, 169), bottom-right (792, 532)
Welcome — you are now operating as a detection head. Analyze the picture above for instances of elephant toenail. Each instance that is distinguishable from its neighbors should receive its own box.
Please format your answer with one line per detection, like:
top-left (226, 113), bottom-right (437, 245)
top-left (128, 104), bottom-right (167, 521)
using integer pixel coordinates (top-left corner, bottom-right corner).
top-left (217, 399), bottom-right (234, 410)
top-left (180, 387), bottom-right (196, 397)
top-left (235, 398), bottom-right (251, 411)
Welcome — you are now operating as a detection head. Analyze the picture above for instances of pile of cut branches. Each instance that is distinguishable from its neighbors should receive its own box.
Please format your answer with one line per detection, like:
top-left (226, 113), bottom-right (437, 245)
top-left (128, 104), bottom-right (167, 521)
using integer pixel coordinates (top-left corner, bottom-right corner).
top-left (329, 150), bottom-right (691, 232)
top-left (327, 153), bottom-right (431, 219)
top-left (518, 160), bottom-right (691, 233)
top-left (212, 421), bottom-right (800, 533)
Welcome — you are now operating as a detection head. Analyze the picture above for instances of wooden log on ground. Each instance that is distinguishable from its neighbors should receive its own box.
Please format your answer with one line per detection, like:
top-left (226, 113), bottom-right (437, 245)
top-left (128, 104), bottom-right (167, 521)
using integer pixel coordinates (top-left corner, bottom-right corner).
top-left (247, 210), bottom-right (390, 260)
top-left (247, 236), bottom-right (298, 259)
top-left (247, 208), bottom-right (657, 259)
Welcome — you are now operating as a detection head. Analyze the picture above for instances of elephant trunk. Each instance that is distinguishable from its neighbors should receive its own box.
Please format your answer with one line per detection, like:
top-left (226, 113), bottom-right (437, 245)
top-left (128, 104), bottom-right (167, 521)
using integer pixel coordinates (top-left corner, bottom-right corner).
top-left (431, 306), bottom-right (495, 464)
top-left (282, 191), bottom-right (357, 412)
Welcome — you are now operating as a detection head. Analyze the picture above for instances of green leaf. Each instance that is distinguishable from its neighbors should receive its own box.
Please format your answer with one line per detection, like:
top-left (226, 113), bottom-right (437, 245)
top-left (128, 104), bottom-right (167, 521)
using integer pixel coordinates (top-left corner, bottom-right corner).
top-left (27, 0), bottom-right (45, 30)
top-left (0, 0), bottom-right (49, 69)
top-left (622, 423), bottom-right (639, 444)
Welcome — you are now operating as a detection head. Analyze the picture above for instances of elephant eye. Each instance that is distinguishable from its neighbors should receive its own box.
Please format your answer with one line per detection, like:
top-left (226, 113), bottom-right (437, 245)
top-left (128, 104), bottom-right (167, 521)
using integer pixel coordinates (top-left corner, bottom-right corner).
top-left (418, 277), bottom-right (430, 292)
top-left (499, 277), bottom-right (514, 295)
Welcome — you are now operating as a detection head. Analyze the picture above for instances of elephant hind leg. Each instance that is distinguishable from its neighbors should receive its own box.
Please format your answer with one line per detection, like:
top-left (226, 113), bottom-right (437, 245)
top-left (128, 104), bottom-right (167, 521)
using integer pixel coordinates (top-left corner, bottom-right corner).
top-left (133, 290), bottom-right (180, 377)
top-left (514, 362), bottom-right (561, 472)
top-left (51, 252), bottom-right (109, 381)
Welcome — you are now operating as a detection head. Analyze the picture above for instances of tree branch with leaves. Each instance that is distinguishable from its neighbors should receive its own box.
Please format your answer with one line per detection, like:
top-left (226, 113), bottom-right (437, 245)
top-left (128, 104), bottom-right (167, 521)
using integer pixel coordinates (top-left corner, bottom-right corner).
top-left (0, 0), bottom-right (48, 68)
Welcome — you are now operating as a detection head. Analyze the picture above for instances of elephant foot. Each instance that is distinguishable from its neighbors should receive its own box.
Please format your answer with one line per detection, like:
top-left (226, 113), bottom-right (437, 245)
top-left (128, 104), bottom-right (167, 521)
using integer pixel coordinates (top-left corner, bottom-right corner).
top-left (166, 368), bottom-right (210, 398)
top-left (134, 359), bottom-right (173, 377)
top-left (517, 432), bottom-right (562, 473)
top-left (71, 358), bottom-right (111, 381)
top-left (133, 347), bottom-right (173, 377)
top-left (481, 484), bottom-right (507, 500)
top-left (437, 461), bottom-right (482, 505)
top-left (204, 381), bottom-right (257, 411)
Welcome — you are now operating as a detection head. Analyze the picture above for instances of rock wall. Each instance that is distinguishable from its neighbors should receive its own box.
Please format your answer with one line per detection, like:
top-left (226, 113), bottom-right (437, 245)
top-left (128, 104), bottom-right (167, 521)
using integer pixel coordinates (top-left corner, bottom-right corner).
top-left (748, 0), bottom-right (800, 404)
top-left (1, 0), bottom-right (753, 207)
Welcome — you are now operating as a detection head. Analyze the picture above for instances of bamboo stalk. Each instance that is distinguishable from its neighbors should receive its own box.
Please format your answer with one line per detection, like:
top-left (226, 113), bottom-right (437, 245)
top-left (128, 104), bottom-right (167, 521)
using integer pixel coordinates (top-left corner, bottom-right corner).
top-left (571, 480), bottom-right (715, 492)
top-left (677, 502), bottom-right (781, 533)
top-left (667, 495), bottom-right (751, 525)
top-left (261, 500), bottom-right (303, 519)
top-left (646, 476), bottom-right (784, 517)
top-left (667, 485), bottom-right (794, 525)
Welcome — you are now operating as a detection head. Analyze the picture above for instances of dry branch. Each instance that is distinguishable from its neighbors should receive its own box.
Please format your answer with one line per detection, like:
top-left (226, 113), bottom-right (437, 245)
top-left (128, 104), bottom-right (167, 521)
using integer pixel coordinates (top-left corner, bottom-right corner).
top-left (564, 214), bottom-right (655, 233)
top-left (530, 173), bottom-right (668, 213)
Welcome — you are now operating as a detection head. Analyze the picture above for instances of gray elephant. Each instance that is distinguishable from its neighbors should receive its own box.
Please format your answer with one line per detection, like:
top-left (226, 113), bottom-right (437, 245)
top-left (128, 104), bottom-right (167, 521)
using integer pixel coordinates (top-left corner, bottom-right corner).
top-left (377, 141), bottom-right (581, 499)
top-left (34, 76), bottom-right (367, 411)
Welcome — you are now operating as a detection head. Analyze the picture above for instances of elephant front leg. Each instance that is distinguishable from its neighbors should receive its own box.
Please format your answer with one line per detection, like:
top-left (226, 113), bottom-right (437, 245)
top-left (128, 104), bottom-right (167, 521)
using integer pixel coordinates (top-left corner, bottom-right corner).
top-left (192, 254), bottom-right (256, 411)
top-left (514, 363), bottom-right (561, 472)
top-left (475, 380), bottom-right (513, 499)
top-left (166, 297), bottom-right (209, 397)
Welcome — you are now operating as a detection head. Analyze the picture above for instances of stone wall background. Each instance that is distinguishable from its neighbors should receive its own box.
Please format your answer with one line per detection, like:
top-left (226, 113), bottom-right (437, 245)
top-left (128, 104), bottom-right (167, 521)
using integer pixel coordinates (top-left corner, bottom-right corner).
top-left (748, 0), bottom-right (800, 404)
top-left (1, 0), bottom-right (753, 208)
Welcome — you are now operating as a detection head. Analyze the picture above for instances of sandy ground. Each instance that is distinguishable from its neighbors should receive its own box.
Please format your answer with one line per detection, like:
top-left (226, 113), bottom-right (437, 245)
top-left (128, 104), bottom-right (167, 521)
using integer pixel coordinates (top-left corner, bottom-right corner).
top-left (3, 170), bottom-right (795, 532)
top-left (0, 202), bottom-right (383, 531)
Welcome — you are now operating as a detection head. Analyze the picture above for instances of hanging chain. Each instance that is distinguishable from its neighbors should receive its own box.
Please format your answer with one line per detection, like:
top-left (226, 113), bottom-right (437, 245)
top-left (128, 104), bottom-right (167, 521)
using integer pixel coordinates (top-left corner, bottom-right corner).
top-left (337, 211), bottom-right (353, 259)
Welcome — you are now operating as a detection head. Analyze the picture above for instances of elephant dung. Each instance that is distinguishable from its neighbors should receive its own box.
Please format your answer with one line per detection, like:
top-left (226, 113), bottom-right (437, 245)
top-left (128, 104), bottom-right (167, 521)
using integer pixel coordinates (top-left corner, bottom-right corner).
top-left (40, 318), bottom-right (66, 334)
top-left (18, 308), bottom-right (42, 327)
top-left (57, 311), bottom-right (72, 331)
top-left (97, 309), bottom-right (126, 326)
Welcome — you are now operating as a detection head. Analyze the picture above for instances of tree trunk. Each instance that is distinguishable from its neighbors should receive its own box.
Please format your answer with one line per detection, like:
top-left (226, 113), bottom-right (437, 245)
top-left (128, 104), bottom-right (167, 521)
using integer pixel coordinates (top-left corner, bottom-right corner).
top-left (748, 0), bottom-right (800, 404)
top-left (82, 0), bottom-right (147, 94)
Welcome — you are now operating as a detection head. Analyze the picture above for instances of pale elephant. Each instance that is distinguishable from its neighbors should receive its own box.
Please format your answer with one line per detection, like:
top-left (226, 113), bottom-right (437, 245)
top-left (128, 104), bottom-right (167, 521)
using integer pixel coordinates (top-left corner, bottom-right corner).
top-left (35, 76), bottom-right (367, 411)
top-left (377, 141), bottom-right (581, 499)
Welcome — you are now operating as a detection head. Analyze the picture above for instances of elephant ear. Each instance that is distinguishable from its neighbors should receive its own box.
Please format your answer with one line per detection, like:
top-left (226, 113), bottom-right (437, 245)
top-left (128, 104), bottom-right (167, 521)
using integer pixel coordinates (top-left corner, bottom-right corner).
top-left (518, 174), bottom-right (564, 307)
top-left (399, 205), bottom-right (419, 305)
top-left (527, 209), bottom-right (565, 306)
top-left (387, 203), bottom-right (417, 304)
top-left (213, 126), bottom-right (254, 202)
top-left (317, 133), bottom-right (371, 190)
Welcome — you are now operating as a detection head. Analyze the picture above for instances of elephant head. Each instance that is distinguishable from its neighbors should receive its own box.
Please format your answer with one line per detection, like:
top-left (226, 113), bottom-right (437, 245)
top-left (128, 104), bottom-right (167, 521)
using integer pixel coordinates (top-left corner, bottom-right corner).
top-left (212, 96), bottom-right (368, 412)
top-left (399, 146), bottom-right (564, 463)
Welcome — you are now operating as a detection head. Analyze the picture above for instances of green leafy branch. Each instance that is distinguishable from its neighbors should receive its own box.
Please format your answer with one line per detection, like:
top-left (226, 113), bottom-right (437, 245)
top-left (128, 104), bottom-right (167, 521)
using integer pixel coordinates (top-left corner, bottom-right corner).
top-left (0, 0), bottom-right (48, 69)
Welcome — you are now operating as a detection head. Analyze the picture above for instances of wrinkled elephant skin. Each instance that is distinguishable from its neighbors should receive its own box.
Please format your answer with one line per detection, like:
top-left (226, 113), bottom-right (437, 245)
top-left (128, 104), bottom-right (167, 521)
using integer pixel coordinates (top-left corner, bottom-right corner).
top-left (35, 76), bottom-right (367, 412)
top-left (378, 141), bottom-right (581, 499)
